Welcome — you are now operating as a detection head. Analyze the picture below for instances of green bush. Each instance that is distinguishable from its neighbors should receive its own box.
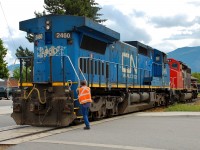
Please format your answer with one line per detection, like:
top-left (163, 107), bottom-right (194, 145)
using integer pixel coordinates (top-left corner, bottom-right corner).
top-left (165, 103), bottom-right (200, 112)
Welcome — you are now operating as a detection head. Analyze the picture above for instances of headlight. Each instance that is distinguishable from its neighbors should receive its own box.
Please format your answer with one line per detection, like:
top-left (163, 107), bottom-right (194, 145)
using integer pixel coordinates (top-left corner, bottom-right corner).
top-left (45, 20), bottom-right (51, 30)
top-left (46, 20), bottom-right (50, 24)
top-left (46, 24), bottom-right (50, 30)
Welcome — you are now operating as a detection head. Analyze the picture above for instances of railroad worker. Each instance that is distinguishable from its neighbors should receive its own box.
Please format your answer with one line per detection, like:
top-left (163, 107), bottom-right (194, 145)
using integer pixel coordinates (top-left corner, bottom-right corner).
top-left (77, 80), bottom-right (92, 130)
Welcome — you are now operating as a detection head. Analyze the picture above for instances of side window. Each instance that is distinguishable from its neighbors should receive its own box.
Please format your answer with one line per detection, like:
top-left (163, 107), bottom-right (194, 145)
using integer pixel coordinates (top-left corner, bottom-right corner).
top-left (156, 54), bottom-right (160, 62)
top-left (138, 46), bottom-right (148, 56)
top-left (172, 63), bottom-right (178, 69)
top-left (80, 35), bottom-right (107, 54)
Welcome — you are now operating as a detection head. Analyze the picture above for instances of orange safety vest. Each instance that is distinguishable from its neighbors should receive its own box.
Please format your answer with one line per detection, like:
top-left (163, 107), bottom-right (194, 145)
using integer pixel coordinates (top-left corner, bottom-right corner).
top-left (78, 86), bottom-right (92, 104)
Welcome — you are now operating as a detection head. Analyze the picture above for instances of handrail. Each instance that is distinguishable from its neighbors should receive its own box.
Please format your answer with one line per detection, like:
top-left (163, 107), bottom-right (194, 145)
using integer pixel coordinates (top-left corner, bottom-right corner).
top-left (78, 57), bottom-right (153, 89)
top-left (78, 57), bottom-right (141, 71)
top-left (78, 57), bottom-right (87, 85)
top-left (64, 55), bottom-right (80, 86)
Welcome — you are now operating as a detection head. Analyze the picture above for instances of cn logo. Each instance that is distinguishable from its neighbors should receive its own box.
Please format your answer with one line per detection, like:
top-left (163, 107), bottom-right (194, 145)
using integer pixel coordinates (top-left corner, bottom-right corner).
top-left (122, 52), bottom-right (137, 74)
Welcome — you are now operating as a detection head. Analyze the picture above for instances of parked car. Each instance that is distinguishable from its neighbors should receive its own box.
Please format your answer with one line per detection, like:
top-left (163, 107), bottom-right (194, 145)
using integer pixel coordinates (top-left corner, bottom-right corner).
top-left (0, 86), bottom-right (12, 100)
top-left (0, 86), bottom-right (5, 99)
top-left (0, 87), bottom-right (3, 100)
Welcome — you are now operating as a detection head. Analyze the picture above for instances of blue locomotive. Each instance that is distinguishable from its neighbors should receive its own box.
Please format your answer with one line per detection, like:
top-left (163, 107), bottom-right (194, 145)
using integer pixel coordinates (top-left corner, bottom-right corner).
top-left (11, 15), bottom-right (173, 126)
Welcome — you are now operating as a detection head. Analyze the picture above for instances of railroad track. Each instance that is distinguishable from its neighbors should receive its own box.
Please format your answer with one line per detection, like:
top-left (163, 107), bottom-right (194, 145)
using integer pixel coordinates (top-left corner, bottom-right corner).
top-left (0, 112), bottom-right (140, 150)
top-left (0, 125), bottom-right (56, 143)
top-left (0, 122), bottom-right (89, 149)
top-left (0, 125), bottom-right (29, 133)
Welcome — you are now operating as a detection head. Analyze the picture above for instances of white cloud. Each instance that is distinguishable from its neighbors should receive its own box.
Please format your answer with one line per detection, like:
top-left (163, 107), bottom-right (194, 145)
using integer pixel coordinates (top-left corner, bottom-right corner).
top-left (0, 0), bottom-right (44, 65)
top-left (96, 0), bottom-right (200, 52)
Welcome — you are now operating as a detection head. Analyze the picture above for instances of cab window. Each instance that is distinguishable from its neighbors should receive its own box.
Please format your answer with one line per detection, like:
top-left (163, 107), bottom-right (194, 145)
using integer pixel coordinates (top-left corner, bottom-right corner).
top-left (156, 54), bottom-right (160, 62)
top-left (172, 63), bottom-right (178, 69)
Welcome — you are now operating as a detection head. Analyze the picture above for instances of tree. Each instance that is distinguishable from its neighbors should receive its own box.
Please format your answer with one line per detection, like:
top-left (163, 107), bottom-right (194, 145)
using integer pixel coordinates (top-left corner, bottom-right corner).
top-left (35, 0), bottom-right (106, 23)
top-left (43, 0), bottom-right (65, 15)
top-left (13, 66), bottom-right (31, 81)
top-left (13, 46), bottom-right (33, 81)
top-left (13, 67), bottom-right (20, 80)
top-left (34, 10), bottom-right (46, 18)
top-left (0, 38), bottom-right (9, 79)
top-left (16, 46), bottom-right (34, 71)
top-left (16, 46), bottom-right (34, 58)
top-left (192, 72), bottom-right (200, 83)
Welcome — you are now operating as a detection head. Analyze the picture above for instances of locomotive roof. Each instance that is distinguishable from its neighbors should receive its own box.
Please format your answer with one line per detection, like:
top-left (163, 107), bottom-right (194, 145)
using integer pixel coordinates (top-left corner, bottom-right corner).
top-left (153, 48), bottom-right (167, 56)
top-left (19, 14), bottom-right (120, 43)
top-left (179, 61), bottom-right (191, 69)
top-left (168, 58), bottom-right (191, 70)
top-left (124, 41), bottom-right (150, 49)
top-left (125, 41), bottom-right (168, 56)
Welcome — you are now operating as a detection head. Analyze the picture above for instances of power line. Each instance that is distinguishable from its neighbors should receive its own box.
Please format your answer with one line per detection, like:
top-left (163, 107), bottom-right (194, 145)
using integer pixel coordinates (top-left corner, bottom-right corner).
top-left (0, 1), bottom-right (17, 50)
top-left (0, 1), bottom-right (18, 78)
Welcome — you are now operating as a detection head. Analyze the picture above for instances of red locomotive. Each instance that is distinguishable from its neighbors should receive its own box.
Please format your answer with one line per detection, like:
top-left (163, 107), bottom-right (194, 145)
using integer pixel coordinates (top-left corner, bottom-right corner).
top-left (168, 58), bottom-right (196, 102)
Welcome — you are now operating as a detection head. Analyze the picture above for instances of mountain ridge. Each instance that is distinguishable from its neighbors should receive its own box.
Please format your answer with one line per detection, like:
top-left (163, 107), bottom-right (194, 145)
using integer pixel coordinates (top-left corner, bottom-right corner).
top-left (167, 46), bottom-right (200, 72)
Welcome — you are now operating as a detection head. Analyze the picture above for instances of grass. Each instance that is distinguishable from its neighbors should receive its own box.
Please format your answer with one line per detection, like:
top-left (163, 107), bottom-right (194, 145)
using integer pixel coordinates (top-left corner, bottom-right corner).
top-left (165, 103), bottom-right (200, 112)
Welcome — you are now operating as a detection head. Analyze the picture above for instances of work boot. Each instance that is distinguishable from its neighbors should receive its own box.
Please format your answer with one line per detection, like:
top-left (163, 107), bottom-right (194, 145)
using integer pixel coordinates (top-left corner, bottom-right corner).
top-left (83, 126), bottom-right (90, 130)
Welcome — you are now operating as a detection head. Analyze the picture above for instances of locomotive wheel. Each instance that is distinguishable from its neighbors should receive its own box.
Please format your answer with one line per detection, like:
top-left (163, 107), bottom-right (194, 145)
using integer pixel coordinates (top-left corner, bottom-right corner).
top-left (102, 105), bottom-right (106, 116)
top-left (98, 105), bottom-right (106, 118)
top-left (106, 109), bottom-right (113, 118)
top-left (91, 112), bottom-right (100, 121)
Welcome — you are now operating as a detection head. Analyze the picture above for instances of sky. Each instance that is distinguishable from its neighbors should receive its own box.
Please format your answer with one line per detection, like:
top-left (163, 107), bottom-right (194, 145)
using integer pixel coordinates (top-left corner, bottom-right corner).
top-left (0, 0), bottom-right (200, 66)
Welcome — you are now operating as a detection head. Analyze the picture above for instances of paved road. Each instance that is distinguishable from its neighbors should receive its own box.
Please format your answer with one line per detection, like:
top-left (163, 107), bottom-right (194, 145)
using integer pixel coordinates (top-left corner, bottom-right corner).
top-left (0, 99), bottom-right (15, 128)
top-left (6, 112), bottom-right (200, 150)
top-left (0, 114), bottom-right (15, 127)
top-left (0, 99), bottom-right (12, 107)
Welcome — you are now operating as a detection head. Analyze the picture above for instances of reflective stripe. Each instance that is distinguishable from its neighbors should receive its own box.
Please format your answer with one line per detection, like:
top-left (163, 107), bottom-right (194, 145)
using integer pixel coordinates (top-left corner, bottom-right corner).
top-left (79, 93), bottom-right (91, 97)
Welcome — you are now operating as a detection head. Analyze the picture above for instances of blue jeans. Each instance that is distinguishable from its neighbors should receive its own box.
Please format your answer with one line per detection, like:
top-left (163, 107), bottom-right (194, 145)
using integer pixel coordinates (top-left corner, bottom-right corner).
top-left (81, 102), bottom-right (91, 127)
